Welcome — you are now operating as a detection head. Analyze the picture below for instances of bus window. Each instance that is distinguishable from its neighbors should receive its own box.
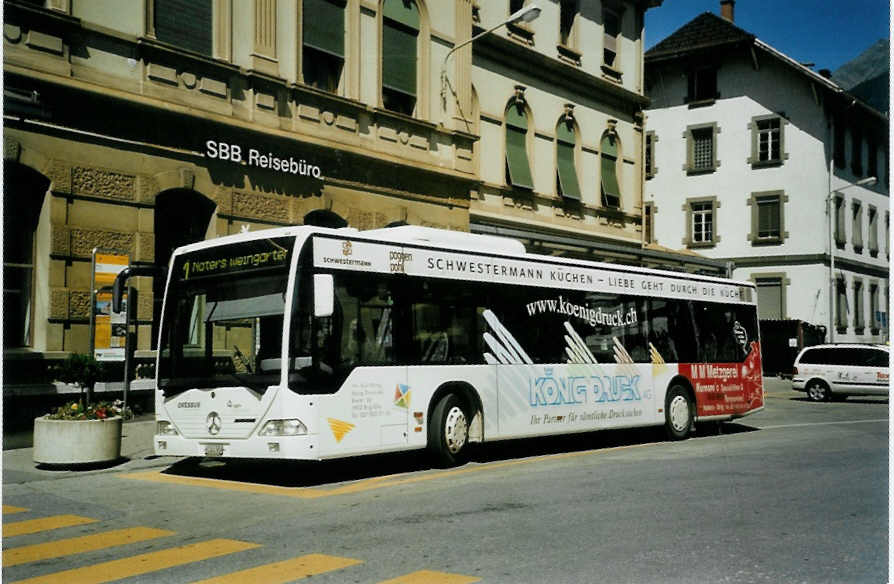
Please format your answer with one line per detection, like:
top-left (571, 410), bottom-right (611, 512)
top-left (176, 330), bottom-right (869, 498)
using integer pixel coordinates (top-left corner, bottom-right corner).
top-left (289, 270), bottom-right (395, 393)
top-left (692, 303), bottom-right (758, 363)
top-left (647, 299), bottom-right (680, 363)
top-left (408, 279), bottom-right (486, 365)
top-left (578, 292), bottom-right (646, 364)
top-left (255, 315), bottom-right (284, 372)
top-left (336, 273), bottom-right (394, 367)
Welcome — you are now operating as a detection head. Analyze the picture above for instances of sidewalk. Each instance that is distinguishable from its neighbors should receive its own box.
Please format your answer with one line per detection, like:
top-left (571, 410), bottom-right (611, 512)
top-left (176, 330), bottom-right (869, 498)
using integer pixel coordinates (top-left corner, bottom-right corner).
top-left (2, 418), bottom-right (180, 484)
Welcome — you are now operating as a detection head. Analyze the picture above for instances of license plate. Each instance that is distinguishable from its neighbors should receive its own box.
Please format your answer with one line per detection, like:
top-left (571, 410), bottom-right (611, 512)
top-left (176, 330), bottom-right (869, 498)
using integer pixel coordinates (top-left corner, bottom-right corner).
top-left (204, 443), bottom-right (224, 457)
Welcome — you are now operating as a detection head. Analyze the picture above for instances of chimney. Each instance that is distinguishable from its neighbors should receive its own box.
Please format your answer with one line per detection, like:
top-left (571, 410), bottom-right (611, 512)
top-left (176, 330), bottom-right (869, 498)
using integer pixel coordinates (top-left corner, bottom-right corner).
top-left (720, 0), bottom-right (734, 22)
top-left (819, 69), bottom-right (832, 79)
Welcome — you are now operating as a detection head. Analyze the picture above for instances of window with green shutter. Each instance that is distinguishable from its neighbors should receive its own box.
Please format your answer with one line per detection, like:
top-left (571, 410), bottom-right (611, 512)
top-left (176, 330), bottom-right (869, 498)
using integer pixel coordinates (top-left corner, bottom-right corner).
top-left (556, 121), bottom-right (581, 200)
top-left (505, 105), bottom-right (534, 190)
top-left (600, 134), bottom-right (620, 208)
top-left (303, 0), bottom-right (346, 92)
top-left (382, 0), bottom-right (419, 115)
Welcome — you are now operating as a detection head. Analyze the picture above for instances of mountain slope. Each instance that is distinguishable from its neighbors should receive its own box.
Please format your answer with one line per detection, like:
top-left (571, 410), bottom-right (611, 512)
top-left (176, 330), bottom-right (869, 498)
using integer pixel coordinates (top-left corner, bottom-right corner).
top-left (832, 38), bottom-right (889, 114)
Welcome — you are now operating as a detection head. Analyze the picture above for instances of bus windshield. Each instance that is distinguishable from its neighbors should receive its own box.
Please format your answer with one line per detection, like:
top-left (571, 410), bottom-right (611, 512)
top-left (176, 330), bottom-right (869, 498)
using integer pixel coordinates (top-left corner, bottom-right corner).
top-left (158, 236), bottom-right (295, 394)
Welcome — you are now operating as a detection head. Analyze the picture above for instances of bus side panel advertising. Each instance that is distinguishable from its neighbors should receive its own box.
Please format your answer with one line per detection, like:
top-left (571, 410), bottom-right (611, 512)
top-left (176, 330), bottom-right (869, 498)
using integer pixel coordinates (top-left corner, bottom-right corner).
top-left (495, 363), bottom-right (659, 438)
top-left (679, 341), bottom-right (764, 417)
top-left (317, 367), bottom-right (409, 458)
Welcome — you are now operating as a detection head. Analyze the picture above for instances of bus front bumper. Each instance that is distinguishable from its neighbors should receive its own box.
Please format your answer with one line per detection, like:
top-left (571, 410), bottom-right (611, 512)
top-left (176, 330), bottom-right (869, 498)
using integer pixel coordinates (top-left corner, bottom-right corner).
top-left (153, 433), bottom-right (320, 460)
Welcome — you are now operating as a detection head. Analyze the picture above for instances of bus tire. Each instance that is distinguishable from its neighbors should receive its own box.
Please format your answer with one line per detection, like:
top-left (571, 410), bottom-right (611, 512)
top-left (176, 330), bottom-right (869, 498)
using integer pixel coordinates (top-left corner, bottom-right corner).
top-left (428, 394), bottom-right (470, 467)
top-left (665, 384), bottom-right (693, 440)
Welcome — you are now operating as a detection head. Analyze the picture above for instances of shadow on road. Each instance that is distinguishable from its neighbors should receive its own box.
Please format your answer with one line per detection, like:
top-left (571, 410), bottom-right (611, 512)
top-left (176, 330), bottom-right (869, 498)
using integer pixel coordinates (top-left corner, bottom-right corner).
top-left (787, 396), bottom-right (889, 405)
top-left (160, 422), bottom-right (759, 489)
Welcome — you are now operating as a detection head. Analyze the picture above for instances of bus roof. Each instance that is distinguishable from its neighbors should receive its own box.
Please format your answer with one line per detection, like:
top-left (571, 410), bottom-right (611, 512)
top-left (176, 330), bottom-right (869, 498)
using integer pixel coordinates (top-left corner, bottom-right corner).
top-left (171, 225), bottom-right (755, 289)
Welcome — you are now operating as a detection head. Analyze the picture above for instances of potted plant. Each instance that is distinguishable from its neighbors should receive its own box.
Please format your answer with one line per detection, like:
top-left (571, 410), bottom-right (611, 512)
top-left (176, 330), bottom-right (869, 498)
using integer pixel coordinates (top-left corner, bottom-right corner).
top-left (32, 354), bottom-right (129, 466)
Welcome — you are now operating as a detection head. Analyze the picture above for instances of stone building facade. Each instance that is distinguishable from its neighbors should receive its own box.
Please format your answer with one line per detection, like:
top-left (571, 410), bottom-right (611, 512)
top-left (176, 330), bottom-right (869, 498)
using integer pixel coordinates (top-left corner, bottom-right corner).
top-left (4, 0), bottom-right (724, 394)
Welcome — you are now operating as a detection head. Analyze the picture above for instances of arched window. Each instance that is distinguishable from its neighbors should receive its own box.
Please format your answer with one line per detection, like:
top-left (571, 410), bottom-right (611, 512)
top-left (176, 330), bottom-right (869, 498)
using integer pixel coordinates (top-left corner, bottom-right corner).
top-left (505, 102), bottom-right (533, 189)
top-left (304, 209), bottom-right (348, 228)
top-left (381, 0), bottom-right (419, 115)
top-left (153, 189), bottom-right (216, 348)
top-left (556, 117), bottom-right (581, 200)
top-left (600, 132), bottom-right (621, 208)
top-left (302, 0), bottom-right (347, 93)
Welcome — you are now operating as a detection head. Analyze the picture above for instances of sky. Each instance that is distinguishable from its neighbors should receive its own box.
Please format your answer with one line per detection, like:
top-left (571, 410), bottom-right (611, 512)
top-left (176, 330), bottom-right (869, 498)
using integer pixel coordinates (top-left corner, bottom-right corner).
top-left (644, 0), bottom-right (890, 72)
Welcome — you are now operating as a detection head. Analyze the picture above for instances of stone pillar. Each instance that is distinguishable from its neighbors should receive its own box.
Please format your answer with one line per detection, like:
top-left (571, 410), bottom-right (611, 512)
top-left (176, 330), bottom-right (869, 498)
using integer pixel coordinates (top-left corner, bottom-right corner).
top-left (450, 0), bottom-right (474, 132)
top-left (250, 0), bottom-right (278, 75)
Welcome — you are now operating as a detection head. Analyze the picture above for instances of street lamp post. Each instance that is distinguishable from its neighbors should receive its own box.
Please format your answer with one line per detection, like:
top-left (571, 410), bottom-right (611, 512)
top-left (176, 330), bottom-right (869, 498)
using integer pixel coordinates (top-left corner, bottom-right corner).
top-left (439, 3), bottom-right (541, 123)
top-left (827, 175), bottom-right (877, 342)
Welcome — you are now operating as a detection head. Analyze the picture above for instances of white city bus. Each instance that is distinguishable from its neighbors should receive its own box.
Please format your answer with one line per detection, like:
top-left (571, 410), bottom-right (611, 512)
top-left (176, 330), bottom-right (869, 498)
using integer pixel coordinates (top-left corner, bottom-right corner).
top-left (154, 225), bottom-right (764, 466)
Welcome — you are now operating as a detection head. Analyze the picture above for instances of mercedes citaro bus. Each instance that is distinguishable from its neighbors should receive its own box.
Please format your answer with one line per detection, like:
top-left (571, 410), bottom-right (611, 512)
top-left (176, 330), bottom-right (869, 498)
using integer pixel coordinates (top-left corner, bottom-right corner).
top-left (153, 225), bottom-right (763, 466)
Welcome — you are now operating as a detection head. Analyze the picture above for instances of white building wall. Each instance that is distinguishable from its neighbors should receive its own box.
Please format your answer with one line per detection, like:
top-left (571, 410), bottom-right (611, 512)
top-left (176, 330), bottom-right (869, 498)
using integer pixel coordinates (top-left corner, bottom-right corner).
top-left (646, 49), bottom-right (889, 343)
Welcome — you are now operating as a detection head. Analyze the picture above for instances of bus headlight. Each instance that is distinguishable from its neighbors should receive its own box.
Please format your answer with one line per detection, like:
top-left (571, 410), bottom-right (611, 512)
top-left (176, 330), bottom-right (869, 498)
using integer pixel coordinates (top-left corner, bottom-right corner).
top-left (157, 421), bottom-right (179, 436)
top-left (259, 419), bottom-right (308, 436)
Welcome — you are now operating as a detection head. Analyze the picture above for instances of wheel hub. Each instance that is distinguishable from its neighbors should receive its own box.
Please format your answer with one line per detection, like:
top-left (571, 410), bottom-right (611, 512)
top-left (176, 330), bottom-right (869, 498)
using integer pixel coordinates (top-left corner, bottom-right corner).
top-left (808, 383), bottom-right (825, 400)
top-left (444, 406), bottom-right (468, 454)
top-left (669, 395), bottom-right (690, 432)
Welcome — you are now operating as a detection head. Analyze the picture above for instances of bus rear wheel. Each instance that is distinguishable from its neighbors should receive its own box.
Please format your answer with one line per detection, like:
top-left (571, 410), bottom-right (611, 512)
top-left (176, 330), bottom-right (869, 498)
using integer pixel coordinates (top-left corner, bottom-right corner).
top-left (429, 394), bottom-right (470, 467)
top-left (665, 385), bottom-right (693, 440)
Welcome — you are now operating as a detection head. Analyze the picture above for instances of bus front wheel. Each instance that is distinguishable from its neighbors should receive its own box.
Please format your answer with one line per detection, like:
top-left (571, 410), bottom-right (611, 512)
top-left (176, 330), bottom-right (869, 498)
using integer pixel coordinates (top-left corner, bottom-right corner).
top-left (665, 385), bottom-right (693, 440)
top-left (429, 394), bottom-right (470, 467)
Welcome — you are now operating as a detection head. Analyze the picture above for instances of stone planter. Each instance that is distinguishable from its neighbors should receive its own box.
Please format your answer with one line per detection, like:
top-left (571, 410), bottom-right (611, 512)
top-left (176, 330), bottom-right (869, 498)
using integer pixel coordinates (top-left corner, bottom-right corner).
top-left (33, 416), bottom-right (122, 465)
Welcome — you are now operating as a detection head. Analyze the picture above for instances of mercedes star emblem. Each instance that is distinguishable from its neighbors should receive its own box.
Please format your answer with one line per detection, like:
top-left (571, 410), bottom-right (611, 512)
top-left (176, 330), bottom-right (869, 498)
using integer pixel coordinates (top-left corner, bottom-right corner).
top-left (206, 412), bottom-right (222, 435)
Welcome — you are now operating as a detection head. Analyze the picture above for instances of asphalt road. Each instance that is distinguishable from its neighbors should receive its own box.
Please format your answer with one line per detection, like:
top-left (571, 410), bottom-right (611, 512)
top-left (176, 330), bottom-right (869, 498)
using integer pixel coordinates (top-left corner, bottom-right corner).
top-left (2, 378), bottom-right (888, 583)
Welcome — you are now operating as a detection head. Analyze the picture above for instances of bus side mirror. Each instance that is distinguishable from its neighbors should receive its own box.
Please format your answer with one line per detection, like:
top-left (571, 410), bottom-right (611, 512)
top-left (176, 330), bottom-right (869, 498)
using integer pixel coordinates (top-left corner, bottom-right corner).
top-left (314, 274), bottom-right (334, 318)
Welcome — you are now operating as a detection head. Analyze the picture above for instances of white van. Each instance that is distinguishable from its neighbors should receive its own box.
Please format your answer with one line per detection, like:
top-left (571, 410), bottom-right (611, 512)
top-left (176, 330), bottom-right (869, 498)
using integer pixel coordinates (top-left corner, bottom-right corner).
top-left (792, 344), bottom-right (889, 401)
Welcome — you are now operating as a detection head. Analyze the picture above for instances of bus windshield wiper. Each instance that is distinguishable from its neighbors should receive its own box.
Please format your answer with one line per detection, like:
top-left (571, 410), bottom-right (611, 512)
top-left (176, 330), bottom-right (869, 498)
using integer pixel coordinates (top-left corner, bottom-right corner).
top-left (233, 345), bottom-right (253, 373)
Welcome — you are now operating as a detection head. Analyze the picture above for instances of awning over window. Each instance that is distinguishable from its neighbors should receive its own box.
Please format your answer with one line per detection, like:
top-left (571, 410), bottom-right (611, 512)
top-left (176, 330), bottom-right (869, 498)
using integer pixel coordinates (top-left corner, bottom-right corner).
top-left (303, 0), bottom-right (345, 58)
top-left (382, 0), bottom-right (418, 97)
top-left (506, 106), bottom-right (533, 189)
top-left (600, 134), bottom-right (621, 207)
top-left (383, 0), bottom-right (419, 28)
top-left (556, 123), bottom-right (581, 200)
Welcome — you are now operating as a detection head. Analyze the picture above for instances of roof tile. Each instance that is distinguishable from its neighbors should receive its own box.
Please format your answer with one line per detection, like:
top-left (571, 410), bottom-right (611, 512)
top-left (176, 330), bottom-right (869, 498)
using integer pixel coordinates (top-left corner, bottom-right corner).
top-left (646, 12), bottom-right (754, 59)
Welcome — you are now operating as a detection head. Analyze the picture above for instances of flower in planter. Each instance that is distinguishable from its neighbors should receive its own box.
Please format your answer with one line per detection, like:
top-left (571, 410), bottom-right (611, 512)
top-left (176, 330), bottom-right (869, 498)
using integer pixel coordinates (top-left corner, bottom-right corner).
top-left (46, 399), bottom-right (133, 421)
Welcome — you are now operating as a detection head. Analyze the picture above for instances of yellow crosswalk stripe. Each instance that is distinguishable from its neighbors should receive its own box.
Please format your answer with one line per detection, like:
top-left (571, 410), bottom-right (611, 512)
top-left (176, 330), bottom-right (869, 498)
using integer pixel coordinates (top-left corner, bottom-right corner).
top-left (10, 538), bottom-right (261, 584)
top-left (4, 515), bottom-right (98, 537)
top-left (3, 526), bottom-right (175, 567)
top-left (3, 506), bottom-right (29, 515)
top-left (378, 570), bottom-right (481, 584)
top-left (190, 553), bottom-right (362, 583)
